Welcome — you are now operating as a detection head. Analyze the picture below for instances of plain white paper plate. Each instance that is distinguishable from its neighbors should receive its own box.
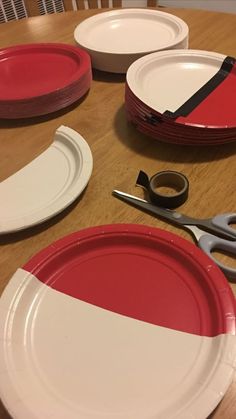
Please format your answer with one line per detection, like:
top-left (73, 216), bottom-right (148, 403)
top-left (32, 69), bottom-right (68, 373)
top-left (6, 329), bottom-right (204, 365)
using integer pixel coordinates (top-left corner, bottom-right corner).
top-left (74, 8), bottom-right (189, 73)
top-left (0, 125), bottom-right (93, 234)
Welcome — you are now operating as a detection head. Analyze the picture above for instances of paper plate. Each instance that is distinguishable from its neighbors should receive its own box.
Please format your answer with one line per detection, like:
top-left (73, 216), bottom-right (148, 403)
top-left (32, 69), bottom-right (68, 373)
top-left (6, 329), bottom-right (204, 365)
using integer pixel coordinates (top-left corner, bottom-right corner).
top-left (126, 109), bottom-right (235, 146)
top-left (74, 9), bottom-right (188, 73)
top-left (0, 224), bottom-right (236, 419)
top-left (0, 125), bottom-right (93, 234)
top-left (125, 95), bottom-right (236, 145)
top-left (0, 44), bottom-right (92, 118)
top-left (0, 43), bottom-right (91, 101)
top-left (125, 82), bottom-right (236, 136)
top-left (127, 112), bottom-right (236, 145)
top-left (126, 49), bottom-right (236, 128)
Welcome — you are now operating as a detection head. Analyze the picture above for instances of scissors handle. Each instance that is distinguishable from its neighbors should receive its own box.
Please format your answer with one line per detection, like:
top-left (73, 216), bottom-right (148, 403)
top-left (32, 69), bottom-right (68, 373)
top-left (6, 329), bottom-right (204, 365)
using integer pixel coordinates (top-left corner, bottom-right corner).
top-left (211, 213), bottom-right (236, 237)
top-left (199, 233), bottom-right (236, 280)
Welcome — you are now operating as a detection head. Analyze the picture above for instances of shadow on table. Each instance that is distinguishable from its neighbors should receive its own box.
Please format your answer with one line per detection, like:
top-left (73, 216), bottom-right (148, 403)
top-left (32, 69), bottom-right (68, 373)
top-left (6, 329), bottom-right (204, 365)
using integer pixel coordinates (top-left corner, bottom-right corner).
top-left (92, 69), bottom-right (126, 83)
top-left (0, 190), bottom-right (85, 246)
top-left (0, 400), bottom-right (11, 419)
top-left (114, 105), bottom-right (236, 163)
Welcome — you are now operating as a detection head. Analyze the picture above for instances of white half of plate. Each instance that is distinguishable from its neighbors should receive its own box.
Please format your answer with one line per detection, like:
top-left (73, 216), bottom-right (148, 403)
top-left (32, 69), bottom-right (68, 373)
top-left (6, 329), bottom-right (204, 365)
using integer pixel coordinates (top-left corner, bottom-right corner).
top-left (126, 49), bottom-right (226, 114)
top-left (74, 8), bottom-right (189, 73)
top-left (0, 268), bottom-right (236, 419)
top-left (0, 125), bottom-right (93, 234)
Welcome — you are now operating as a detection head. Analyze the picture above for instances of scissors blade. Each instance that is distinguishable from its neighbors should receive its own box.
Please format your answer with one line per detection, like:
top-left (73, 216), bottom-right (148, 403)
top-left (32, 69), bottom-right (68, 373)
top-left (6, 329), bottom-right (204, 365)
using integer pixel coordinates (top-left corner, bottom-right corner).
top-left (113, 190), bottom-right (236, 241)
top-left (112, 190), bottom-right (187, 226)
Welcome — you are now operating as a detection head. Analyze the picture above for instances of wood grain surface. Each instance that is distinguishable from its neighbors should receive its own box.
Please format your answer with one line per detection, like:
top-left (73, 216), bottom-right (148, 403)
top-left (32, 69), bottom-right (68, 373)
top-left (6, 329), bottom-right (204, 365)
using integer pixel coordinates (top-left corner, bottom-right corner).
top-left (0, 6), bottom-right (235, 419)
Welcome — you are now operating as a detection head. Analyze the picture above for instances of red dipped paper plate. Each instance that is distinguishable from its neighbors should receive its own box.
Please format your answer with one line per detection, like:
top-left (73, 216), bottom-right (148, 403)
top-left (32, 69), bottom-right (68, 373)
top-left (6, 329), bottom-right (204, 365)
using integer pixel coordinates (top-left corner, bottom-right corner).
top-left (126, 49), bottom-right (236, 129)
top-left (0, 43), bottom-right (92, 118)
top-left (0, 224), bottom-right (236, 419)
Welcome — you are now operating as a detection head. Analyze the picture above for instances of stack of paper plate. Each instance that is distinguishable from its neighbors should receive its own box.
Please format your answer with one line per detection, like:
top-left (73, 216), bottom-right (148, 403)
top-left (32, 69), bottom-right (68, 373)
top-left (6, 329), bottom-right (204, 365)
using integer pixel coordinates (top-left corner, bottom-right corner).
top-left (0, 44), bottom-right (92, 118)
top-left (74, 9), bottom-right (189, 73)
top-left (126, 49), bottom-right (236, 145)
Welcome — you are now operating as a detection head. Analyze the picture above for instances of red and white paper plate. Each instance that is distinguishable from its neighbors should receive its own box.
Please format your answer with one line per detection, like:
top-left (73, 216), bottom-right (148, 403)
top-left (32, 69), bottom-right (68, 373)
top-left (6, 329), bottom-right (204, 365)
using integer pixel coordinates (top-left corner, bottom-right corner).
top-left (126, 49), bottom-right (236, 145)
top-left (0, 224), bottom-right (236, 419)
top-left (0, 43), bottom-right (92, 118)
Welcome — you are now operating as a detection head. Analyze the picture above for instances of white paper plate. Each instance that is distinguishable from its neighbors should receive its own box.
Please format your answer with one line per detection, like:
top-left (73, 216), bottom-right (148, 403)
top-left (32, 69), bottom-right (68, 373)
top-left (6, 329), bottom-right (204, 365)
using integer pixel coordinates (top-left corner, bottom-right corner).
top-left (74, 9), bottom-right (189, 73)
top-left (126, 49), bottom-right (226, 114)
top-left (0, 125), bottom-right (93, 234)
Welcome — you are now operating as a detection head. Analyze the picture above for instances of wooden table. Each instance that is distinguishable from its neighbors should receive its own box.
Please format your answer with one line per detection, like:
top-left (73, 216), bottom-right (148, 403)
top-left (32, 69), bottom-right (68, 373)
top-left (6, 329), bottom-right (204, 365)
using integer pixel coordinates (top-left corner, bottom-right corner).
top-left (0, 7), bottom-right (235, 419)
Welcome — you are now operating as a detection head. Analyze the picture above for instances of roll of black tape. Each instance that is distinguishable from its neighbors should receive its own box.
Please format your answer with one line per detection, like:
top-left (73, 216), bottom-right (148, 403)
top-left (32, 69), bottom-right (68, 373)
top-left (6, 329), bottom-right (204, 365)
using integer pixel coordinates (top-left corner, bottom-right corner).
top-left (136, 170), bottom-right (189, 209)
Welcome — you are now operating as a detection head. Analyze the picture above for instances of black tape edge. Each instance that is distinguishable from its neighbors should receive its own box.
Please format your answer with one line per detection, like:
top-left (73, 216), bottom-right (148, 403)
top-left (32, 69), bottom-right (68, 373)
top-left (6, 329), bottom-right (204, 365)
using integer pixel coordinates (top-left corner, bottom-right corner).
top-left (136, 170), bottom-right (150, 189)
top-left (135, 170), bottom-right (189, 209)
top-left (163, 56), bottom-right (236, 119)
top-left (149, 188), bottom-right (189, 209)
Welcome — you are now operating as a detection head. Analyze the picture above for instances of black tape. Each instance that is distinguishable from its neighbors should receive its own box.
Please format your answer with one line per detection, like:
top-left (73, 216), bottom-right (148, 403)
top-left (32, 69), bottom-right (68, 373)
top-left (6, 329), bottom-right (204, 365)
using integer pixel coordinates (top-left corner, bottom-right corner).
top-left (163, 56), bottom-right (236, 119)
top-left (136, 170), bottom-right (189, 209)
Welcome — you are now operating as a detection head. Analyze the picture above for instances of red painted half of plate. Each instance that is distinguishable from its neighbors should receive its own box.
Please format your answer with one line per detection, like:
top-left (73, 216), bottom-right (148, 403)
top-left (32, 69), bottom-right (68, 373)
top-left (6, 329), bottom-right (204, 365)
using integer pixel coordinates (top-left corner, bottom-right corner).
top-left (176, 64), bottom-right (236, 128)
top-left (0, 43), bottom-right (91, 100)
top-left (23, 224), bottom-right (236, 337)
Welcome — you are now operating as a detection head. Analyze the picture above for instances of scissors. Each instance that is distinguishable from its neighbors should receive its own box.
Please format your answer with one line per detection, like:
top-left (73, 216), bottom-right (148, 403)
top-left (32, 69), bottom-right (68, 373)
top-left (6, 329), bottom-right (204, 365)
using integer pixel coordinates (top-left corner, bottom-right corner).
top-left (112, 190), bottom-right (236, 280)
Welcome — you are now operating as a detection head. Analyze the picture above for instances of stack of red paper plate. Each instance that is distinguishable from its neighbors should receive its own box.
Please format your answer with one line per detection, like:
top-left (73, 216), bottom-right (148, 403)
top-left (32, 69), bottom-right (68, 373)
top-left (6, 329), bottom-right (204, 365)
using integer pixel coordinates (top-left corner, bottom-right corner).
top-left (0, 43), bottom-right (92, 119)
top-left (126, 49), bottom-right (236, 145)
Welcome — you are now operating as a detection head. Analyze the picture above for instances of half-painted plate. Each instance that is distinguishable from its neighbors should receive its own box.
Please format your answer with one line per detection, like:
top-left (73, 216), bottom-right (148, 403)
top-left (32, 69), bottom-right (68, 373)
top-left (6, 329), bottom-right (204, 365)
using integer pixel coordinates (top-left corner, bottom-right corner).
top-left (126, 49), bottom-right (236, 128)
top-left (0, 224), bottom-right (235, 418)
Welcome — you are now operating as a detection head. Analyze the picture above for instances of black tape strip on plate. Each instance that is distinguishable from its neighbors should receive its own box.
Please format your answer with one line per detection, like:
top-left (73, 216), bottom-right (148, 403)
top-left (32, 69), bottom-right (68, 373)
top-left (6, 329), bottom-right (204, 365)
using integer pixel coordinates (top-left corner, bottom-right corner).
top-left (163, 56), bottom-right (236, 119)
top-left (136, 170), bottom-right (189, 209)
